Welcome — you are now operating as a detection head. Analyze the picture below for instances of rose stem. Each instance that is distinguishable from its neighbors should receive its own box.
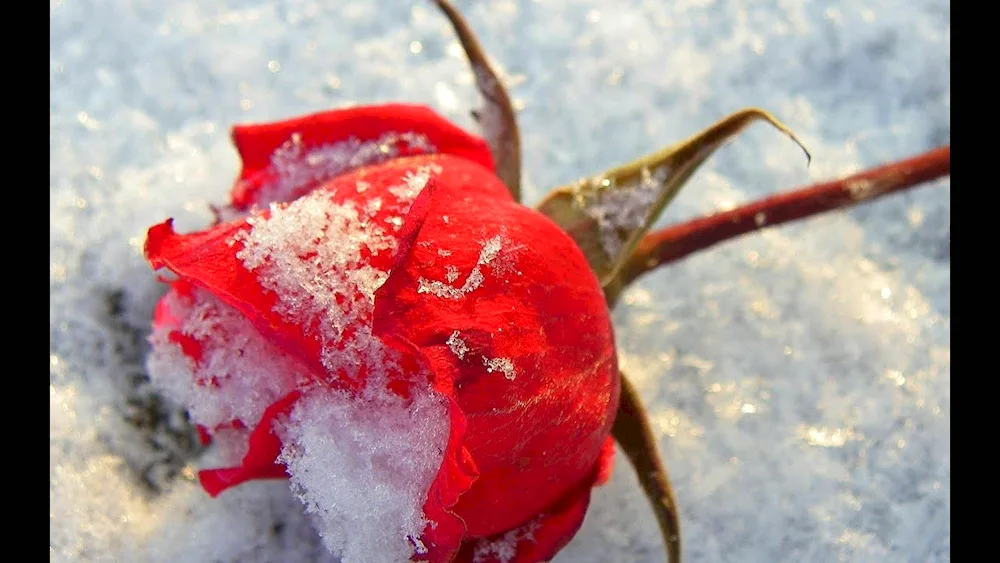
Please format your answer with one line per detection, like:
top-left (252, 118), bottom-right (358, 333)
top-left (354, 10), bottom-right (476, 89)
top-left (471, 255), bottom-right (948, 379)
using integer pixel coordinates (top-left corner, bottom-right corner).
top-left (619, 145), bottom-right (950, 286)
top-left (613, 372), bottom-right (682, 563)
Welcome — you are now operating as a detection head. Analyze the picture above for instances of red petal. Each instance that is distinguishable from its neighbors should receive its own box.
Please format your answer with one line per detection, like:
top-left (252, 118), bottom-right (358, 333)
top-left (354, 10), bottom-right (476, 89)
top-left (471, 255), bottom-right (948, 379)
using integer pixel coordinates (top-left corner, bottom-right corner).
top-left (453, 478), bottom-right (596, 563)
top-left (152, 279), bottom-right (195, 329)
top-left (409, 395), bottom-right (479, 563)
top-left (373, 180), bottom-right (479, 562)
top-left (198, 390), bottom-right (301, 497)
top-left (593, 436), bottom-right (616, 486)
top-left (195, 425), bottom-right (213, 446)
top-left (229, 104), bottom-right (495, 210)
top-left (167, 331), bottom-right (203, 364)
top-left (371, 166), bottom-right (619, 537)
top-left (145, 218), bottom-right (336, 388)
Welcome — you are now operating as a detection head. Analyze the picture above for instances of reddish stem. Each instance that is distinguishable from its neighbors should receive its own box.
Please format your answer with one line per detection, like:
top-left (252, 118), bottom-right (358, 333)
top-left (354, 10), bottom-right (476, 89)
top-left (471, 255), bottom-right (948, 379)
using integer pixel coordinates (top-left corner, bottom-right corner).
top-left (622, 145), bottom-right (950, 285)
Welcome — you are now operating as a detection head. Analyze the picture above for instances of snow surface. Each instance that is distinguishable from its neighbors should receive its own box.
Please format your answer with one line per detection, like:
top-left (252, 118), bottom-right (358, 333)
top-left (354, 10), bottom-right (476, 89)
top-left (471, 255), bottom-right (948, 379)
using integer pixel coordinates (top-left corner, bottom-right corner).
top-left (50, 0), bottom-right (949, 561)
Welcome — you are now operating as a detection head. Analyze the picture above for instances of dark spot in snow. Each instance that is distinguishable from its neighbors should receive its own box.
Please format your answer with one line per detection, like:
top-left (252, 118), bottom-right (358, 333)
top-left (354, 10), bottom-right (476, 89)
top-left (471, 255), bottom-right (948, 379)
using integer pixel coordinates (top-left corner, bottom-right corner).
top-left (99, 287), bottom-right (204, 497)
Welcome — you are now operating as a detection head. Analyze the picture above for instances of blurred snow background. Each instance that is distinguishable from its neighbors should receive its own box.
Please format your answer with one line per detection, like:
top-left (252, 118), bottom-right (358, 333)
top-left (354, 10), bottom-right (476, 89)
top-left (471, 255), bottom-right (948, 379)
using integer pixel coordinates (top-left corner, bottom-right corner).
top-left (50, 0), bottom-right (949, 561)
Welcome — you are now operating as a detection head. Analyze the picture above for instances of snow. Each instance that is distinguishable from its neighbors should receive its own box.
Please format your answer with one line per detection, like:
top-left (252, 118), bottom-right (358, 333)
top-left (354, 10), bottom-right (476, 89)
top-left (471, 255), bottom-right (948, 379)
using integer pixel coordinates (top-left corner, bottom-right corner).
top-left (417, 233), bottom-right (510, 299)
top-left (249, 130), bottom-right (437, 208)
top-left (575, 166), bottom-right (670, 260)
top-left (482, 356), bottom-right (517, 381)
top-left (470, 516), bottom-right (541, 563)
top-left (447, 331), bottom-right (470, 360)
top-left (146, 285), bottom-right (304, 453)
top-left (276, 386), bottom-right (448, 563)
top-left (50, 0), bottom-right (949, 562)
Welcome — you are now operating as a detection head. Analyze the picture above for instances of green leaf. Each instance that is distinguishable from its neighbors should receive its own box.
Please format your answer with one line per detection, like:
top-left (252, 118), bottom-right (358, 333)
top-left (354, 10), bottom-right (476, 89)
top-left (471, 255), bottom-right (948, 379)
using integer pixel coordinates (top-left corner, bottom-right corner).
top-left (435, 0), bottom-right (523, 202)
top-left (613, 370), bottom-right (682, 563)
top-left (537, 108), bottom-right (809, 289)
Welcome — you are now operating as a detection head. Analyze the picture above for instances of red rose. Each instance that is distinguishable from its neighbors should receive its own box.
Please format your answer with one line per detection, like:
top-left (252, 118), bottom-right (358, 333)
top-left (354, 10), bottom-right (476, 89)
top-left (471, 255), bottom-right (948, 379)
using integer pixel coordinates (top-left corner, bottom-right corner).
top-left (144, 103), bottom-right (619, 562)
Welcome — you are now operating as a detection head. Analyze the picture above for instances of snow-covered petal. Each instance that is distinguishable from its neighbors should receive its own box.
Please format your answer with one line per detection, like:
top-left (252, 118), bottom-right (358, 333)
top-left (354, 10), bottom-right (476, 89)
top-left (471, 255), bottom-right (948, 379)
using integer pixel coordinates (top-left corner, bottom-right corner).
top-left (230, 103), bottom-right (496, 210)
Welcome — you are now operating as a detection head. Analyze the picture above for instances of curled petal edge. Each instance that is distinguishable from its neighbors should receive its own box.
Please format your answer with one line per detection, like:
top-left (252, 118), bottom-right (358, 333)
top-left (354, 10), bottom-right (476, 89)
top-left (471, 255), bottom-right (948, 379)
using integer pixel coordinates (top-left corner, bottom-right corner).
top-left (198, 390), bottom-right (302, 496)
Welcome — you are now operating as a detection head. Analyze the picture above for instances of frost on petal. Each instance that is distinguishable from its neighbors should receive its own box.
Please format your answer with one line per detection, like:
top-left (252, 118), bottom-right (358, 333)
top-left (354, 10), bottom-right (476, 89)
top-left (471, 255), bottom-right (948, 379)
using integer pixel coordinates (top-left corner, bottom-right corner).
top-left (237, 130), bottom-right (437, 210)
top-left (470, 517), bottom-right (541, 563)
top-left (197, 391), bottom-right (301, 496)
top-left (447, 331), bottom-right (470, 360)
top-left (145, 160), bottom-right (452, 380)
top-left (230, 162), bottom-right (472, 561)
top-left (482, 356), bottom-right (516, 381)
top-left (229, 104), bottom-right (495, 210)
top-left (416, 234), bottom-right (515, 300)
top-left (276, 386), bottom-right (450, 563)
top-left (391, 164), bottom-right (443, 202)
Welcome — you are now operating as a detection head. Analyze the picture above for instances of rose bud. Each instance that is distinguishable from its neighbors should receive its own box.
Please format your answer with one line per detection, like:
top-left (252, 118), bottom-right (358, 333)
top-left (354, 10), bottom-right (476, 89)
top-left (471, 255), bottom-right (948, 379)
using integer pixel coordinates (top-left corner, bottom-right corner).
top-left (145, 103), bottom-right (619, 563)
